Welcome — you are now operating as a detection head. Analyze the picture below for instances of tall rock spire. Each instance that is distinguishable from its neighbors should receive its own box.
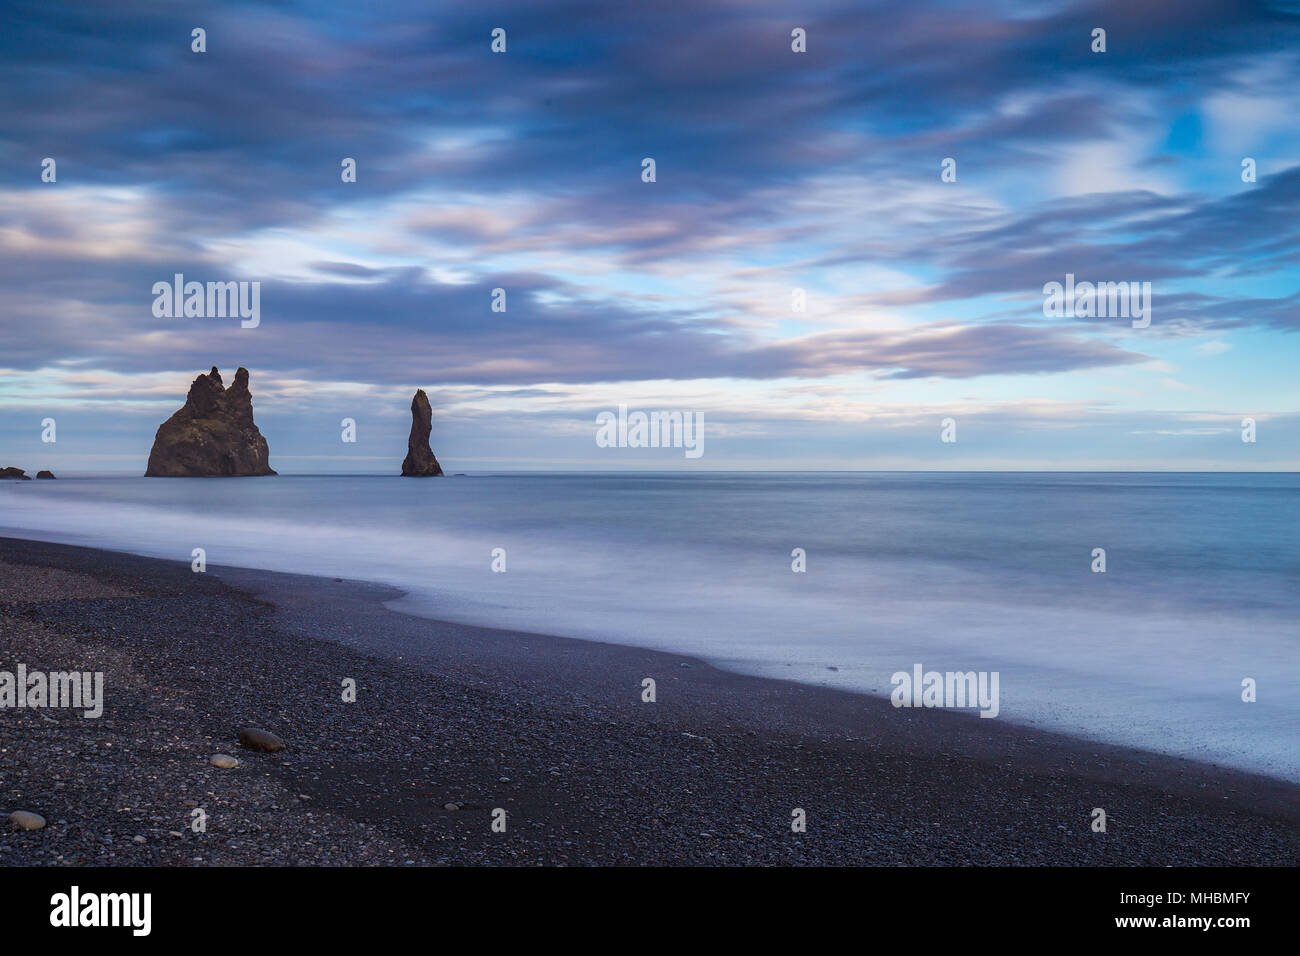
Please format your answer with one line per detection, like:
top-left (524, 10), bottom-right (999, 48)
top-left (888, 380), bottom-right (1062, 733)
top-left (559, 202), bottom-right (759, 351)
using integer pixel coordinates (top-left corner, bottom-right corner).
top-left (401, 389), bottom-right (444, 476)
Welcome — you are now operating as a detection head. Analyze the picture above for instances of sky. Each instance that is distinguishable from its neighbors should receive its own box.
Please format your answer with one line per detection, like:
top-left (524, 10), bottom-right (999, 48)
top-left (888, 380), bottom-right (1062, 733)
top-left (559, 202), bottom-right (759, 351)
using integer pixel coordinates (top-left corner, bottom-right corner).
top-left (1, 0), bottom-right (1297, 473)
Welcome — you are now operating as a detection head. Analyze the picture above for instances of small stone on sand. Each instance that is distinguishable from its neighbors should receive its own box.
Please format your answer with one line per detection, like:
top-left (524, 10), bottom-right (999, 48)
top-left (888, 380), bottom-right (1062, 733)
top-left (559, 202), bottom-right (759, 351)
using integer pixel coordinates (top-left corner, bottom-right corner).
top-left (238, 728), bottom-right (286, 752)
top-left (8, 810), bottom-right (46, 831)
top-left (210, 753), bottom-right (239, 768)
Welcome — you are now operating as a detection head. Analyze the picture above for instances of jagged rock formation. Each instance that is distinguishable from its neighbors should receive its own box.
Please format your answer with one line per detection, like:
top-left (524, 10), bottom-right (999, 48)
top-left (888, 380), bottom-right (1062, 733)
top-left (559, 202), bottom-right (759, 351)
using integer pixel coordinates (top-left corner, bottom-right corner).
top-left (145, 367), bottom-right (276, 477)
top-left (36, 471), bottom-right (55, 479)
top-left (401, 389), bottom-right (443, 476)
top-left (1, 467), bottom-right (30, 480)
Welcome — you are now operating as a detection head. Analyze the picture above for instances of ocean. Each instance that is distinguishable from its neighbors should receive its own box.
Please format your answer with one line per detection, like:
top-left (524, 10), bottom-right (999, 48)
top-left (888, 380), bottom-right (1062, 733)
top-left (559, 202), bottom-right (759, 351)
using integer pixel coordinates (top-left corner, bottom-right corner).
top-left (3, 471), bottom-right (1297, 780)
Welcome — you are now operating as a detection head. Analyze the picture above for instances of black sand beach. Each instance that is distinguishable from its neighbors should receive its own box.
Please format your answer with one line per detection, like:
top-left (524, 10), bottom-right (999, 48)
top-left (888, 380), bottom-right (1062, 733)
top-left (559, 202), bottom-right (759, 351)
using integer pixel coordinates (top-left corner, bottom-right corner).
top-left (1, 535), bottom-right (1296, 866)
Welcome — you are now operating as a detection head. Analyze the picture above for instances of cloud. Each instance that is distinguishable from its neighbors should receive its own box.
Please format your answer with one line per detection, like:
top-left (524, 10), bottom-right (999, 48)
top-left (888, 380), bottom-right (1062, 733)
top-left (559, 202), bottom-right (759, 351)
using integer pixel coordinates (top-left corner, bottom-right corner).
top-left (1, 0), bottom-right (1297, 469)
top-left (1194, 339), bottom-right (1233, 355)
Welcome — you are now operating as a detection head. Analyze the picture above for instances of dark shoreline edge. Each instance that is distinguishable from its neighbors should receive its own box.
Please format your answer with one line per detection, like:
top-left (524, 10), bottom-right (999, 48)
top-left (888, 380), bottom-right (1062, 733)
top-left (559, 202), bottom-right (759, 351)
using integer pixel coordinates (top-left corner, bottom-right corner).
top-left (1, 534), bottom-right (1296, 866)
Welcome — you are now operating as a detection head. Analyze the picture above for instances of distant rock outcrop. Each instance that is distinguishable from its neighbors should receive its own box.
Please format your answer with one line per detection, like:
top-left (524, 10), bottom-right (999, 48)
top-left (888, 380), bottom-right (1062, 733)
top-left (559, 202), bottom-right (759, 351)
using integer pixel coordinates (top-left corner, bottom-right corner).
top-left (1, 467), bottom-right (30, 480)
top-left (401, 389), bottom-right (444, 476)
top-left (36, 470), bottom-right (55, 479)
top-left (145, 367), bottom-right (276, 477)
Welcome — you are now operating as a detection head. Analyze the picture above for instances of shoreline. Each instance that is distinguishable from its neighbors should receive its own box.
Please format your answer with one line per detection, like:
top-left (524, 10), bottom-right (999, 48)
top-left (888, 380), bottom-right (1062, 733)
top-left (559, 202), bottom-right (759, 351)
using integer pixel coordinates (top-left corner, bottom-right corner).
top-left (6, 471), bottom-right (1298, 784)
top-left (1, 535), bottom-right (1296, 865)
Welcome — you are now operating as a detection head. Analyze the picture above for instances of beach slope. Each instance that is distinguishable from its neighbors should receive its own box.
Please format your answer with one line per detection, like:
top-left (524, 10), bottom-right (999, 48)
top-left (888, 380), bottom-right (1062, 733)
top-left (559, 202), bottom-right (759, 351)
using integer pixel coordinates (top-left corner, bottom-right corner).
top-left (1, 537), bottom-right (1295, 866)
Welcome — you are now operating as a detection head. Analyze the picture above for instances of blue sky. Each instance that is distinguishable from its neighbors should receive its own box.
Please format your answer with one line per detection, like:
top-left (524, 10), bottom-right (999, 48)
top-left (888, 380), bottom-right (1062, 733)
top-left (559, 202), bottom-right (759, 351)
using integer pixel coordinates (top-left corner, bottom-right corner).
top-left (1, 0), bottom-right (1297, 472)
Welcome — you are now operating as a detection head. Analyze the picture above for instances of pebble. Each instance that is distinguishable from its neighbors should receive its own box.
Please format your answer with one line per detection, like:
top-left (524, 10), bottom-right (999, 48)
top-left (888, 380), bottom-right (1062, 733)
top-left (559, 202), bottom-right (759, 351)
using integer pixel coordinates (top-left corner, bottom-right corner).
top-left (210, 754), bottom-right (239, 768)
top-left (8, 810), bottom-right (46, 831)
top-left (444, 803), bottom-right (460, 811)
top-left (238, 728), bottom-right (286, 752)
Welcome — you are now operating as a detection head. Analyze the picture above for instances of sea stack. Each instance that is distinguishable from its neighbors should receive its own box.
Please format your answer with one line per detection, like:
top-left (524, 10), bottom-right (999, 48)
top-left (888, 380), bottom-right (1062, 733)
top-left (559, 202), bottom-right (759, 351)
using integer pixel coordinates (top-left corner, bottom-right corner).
top-left (145, 367), bottom-right (276, 477)
top-left (401, 389), bottom-right (443, 476)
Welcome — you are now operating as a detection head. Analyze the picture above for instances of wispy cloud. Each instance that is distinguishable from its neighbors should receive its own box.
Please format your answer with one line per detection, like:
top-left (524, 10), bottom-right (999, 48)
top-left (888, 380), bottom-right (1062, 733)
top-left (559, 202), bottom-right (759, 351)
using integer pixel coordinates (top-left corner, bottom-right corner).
top-left (0, 0), bottom-right (1297, 469)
